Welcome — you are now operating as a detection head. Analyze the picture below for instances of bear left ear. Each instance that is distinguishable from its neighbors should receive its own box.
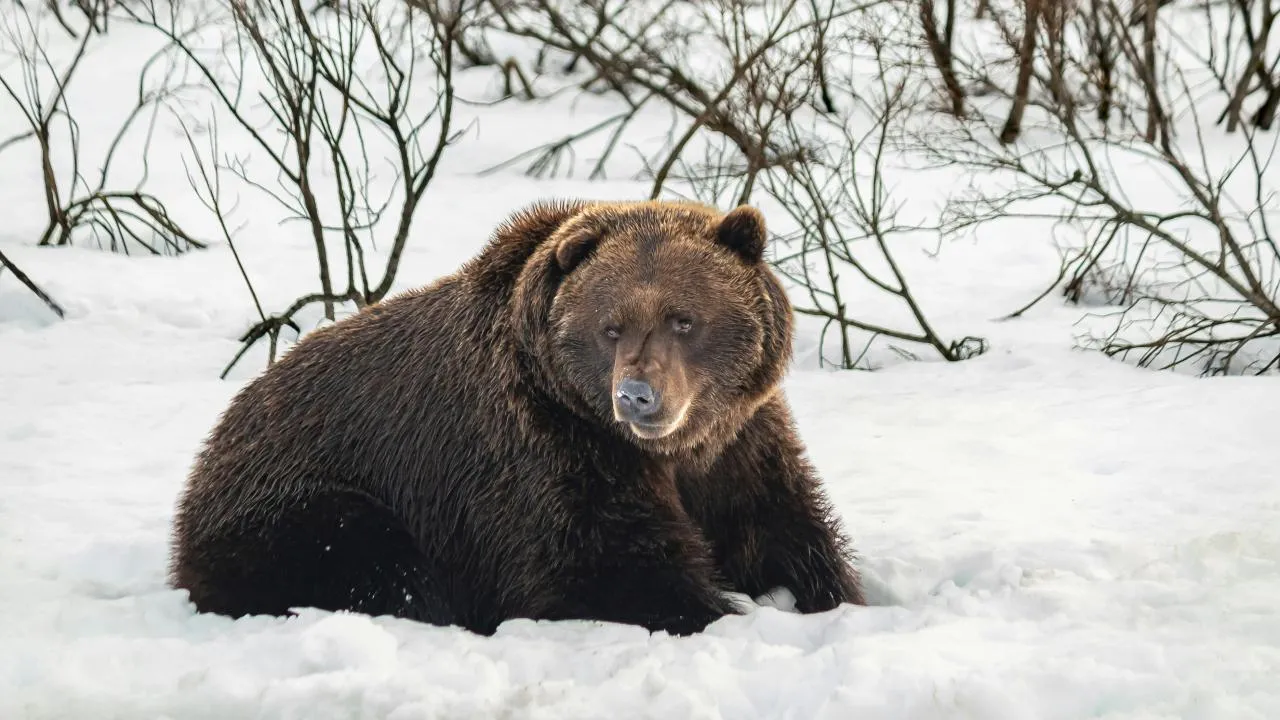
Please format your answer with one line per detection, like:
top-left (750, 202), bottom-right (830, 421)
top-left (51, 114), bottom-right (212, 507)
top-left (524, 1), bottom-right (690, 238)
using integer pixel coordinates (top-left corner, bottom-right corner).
top-left (715, 205), bottom-right (767, 264)
top-left (553, 218), bottom-right (602, 273)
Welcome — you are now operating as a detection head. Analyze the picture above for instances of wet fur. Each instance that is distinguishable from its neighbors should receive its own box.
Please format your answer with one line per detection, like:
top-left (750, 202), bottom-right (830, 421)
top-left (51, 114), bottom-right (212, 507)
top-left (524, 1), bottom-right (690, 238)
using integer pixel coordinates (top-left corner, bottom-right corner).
top-left (169, 199), bottom-right (864, 636)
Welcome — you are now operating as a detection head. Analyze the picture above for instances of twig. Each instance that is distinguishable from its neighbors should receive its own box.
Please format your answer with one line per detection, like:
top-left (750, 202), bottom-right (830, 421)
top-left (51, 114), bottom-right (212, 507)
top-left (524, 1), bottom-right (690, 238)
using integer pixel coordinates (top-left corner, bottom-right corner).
top-left (0, 248), bottom-right (65, 318)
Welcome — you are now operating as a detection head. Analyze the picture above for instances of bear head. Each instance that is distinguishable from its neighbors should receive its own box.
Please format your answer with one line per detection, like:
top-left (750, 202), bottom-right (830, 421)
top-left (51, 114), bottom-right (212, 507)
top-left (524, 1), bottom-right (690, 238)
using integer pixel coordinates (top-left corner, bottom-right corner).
top-left (510, 200), bottom-right (794, 458)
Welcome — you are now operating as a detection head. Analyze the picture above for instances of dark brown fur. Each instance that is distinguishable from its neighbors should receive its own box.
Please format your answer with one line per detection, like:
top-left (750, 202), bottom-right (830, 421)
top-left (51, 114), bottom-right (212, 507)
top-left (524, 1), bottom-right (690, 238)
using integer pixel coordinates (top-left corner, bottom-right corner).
top-left (168, 199), bottom-right (864, 636)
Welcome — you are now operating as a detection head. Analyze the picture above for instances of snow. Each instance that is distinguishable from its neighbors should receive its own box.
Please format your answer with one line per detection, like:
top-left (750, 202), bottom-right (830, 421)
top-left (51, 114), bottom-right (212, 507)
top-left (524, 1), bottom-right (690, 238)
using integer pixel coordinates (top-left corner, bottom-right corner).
top-left (3, 2), bottom-right (1280, 719)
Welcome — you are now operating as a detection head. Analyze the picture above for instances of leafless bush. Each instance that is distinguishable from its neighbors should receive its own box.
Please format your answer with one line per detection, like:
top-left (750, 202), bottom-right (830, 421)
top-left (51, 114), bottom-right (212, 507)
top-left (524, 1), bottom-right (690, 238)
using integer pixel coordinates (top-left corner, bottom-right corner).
top-left (919, 0), bottom-right (967, 118)
top-left (17, 0), bottom-right (115, 38)
top-left (408, 0), bottom-right (507, 70)
top-left (0, 0), bottom-right (203, 256)
top-left (1192, 0), bottom-right (1280, 132)
top-left (481, 0), bottom-right (980, 367)
top-left (765, 61), bottom-right (988, 365)
top-left (929, 0), bottom-right (1280, 374)
top-left (117, 0), bottom-right (459, 376)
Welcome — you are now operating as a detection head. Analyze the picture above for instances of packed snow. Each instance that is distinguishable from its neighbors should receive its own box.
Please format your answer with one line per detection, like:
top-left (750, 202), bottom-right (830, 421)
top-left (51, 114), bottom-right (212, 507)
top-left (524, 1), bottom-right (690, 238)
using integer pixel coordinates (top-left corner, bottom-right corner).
top-left (3, 2), bottom-right (1280, 719)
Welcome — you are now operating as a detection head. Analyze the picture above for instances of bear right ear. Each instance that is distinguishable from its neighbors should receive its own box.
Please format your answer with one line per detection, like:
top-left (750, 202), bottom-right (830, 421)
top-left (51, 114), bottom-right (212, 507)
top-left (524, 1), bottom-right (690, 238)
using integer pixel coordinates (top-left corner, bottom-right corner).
top-left (553, 218), bottom-right (602, 273)
top-left (715, 205), bottom-right (767, 264)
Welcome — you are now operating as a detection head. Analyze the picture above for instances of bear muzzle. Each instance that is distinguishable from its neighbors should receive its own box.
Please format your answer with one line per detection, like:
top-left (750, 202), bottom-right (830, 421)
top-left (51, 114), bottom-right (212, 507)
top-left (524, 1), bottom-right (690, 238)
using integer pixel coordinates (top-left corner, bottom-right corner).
top-left (613, 377), bottom-right (691, 439)
top-left (615, 378), bottom-right (661, 421)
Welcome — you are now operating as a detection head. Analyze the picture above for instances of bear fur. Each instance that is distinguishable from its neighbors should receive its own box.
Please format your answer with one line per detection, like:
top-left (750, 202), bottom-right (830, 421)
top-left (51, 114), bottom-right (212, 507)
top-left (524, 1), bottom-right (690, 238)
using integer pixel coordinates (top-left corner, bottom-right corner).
top-left (169, 199), bottom-right (865, 636)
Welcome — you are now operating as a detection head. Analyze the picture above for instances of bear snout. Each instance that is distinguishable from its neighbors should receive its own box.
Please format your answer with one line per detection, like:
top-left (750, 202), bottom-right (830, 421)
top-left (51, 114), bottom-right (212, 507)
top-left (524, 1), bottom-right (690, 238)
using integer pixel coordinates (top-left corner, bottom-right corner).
top-left (612, 376), bottom-right (693, 440)
top-left (615, 378), bottom-right (662, 422)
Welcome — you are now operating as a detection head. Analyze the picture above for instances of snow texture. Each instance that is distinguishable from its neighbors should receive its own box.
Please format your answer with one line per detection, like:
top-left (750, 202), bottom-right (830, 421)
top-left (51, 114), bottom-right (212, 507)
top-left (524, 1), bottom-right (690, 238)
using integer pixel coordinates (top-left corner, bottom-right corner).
top-left (2, 3), bottom-right (1279, 719)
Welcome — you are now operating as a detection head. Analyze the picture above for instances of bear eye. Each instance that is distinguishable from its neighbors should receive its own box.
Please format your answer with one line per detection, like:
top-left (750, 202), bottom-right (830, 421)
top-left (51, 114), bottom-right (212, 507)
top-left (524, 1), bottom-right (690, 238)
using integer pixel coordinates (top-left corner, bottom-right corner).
top-left (672, 317), bottom-right (694, 334)
top-left (603, 326), bottom-right (621, 340)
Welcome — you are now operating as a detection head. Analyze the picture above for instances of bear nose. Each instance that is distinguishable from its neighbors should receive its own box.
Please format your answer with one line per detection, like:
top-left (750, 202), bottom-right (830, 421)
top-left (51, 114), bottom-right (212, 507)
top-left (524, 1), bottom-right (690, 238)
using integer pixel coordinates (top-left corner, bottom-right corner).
top-left (616, 378), bottom-right (661, 421)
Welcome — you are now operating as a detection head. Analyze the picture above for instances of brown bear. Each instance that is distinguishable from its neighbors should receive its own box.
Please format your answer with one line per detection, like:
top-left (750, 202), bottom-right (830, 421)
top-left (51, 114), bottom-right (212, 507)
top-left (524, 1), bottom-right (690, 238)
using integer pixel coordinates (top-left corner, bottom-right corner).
top-left (168, 199), bottom-right (865, 636)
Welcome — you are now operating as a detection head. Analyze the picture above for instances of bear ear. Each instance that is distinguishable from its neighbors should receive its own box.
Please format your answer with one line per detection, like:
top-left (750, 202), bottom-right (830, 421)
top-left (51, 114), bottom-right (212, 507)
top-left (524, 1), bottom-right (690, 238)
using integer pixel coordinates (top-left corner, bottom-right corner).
top-left (715, 205), bottom-right (767, 264)
top-left (553, 219), bottom-right (602, 273)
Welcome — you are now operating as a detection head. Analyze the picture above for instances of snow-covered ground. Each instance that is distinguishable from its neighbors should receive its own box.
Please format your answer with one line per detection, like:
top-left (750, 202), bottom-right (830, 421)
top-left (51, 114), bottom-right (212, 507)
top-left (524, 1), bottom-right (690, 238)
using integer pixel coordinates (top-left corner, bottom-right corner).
top-left (4, 3), bottom-right (1280, 719)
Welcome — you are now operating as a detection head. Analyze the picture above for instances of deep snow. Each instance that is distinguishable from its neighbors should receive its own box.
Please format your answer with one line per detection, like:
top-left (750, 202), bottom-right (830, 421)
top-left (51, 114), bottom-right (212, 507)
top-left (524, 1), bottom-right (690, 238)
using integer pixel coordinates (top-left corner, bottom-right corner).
top-left (3, 2), bottom-right (1280, 719)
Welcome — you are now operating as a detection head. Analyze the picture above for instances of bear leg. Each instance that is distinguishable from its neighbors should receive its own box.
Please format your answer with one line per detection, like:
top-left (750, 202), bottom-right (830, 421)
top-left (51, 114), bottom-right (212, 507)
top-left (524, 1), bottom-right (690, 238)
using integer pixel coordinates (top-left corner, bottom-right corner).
top-left (552, 480), bottom-right (740, 636)
top-left (697, 477), bottom-right (865, 613)
top-left (561, 550), bottom-right (740, 636)
top-left (173, 487), bottom-right (454, 626)
top-left (682, 401), bottom-right (866, 613)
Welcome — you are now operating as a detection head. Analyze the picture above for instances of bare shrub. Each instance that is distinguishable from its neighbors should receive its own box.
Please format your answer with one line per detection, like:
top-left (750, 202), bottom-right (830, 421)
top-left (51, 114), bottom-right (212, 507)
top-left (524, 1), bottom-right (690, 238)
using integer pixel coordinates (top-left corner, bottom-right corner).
top-left (0, 0), bottom-right (203, 255)
top-left (763, 31), bottom-right (989, 367)
top-left (919, 0), bottom-right (967, 118)
top-left (931, 0), bottom-right (1280, 374)
top-left (17, 0), bottom-right (114, 39)
top-left (1182, 0), bottom-right (1279, 132)
top-left (118, 0), bottom-right (460, 376)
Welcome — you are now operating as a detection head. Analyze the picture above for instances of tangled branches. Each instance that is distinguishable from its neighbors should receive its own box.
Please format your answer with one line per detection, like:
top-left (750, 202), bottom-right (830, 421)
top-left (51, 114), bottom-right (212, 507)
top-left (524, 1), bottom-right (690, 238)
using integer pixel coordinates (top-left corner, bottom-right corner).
top-left (119, 0), bottom-right (460, 376)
